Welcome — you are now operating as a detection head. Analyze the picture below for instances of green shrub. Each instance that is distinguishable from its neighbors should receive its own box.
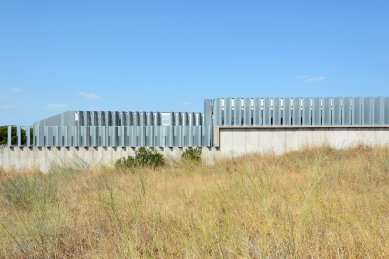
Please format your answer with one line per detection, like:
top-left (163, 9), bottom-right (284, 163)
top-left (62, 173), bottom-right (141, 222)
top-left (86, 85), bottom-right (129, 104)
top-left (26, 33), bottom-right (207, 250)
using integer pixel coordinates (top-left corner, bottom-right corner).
top-left (115, 155), bottom-right (137, 169)
top-left (115, 147), bottom-right (165, 169)
top-left (135, 147), bottom-right (165, 167)
top-left (181, 147), bottom-right (202, 162)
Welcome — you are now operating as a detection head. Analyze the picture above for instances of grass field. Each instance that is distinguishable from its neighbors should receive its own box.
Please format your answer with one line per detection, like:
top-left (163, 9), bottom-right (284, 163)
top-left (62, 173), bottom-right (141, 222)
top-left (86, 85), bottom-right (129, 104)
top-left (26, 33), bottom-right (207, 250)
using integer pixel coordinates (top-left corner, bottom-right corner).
top-left (1, 146), bottom-right (389, 258)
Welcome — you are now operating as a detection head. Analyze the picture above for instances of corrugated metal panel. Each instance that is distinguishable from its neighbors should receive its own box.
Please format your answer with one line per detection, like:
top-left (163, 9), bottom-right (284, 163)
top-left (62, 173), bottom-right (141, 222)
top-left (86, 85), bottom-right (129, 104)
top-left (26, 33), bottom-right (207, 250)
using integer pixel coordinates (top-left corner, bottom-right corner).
top-left (353, 97), bottom-right (362, 125)
top-left (203, 99), bottom-right (213, 126)
top-left (155, 112), bottom-right (161, 126)
top-left (114, 112), bottom-right (119, 127)
top-left (100, 126), bottom-right (105, 147)
top-left (138, 112), bottom-right (143, 126)
top-left (119, 112), bottom-right (124, 126)
top-left (243, 98), bottom-right (251, 125)
top-left (133, 112), bottom-right (139, 126)
top-left (322, 97), bottom-right (331, 125)
top-left (86, 126), bottom-right (91, 147)
top-left (7, 126), bottom-right (11, 146)
top-left (48, 127), bottom-right (54, 147)
top-left (204, 125), bottom-right (212, 147)
top-left (152, 126), bottom-right (158, 146)
top-left (363, 97), bottom-right (373, 125)
top-left (145, 126), bottom-right (152, 146)
top-left (115, 126), bottom-right (119, 146)
top-left (283, 98), bottom-right (292, 126)
top-left (263, 98), bottom-right (271, 126)
top-left (182, 125), bottom-right (188, 146)
top-left (66, 127), bottom-right (70, 146)
top-left (56, 126), bottom-right (61, 147)
top-left (195, 112), bottom-right (201, 126)
top-left (214, 98), bottom-right (222, 126)
top-left (127, 112), bottom-right (132, 126)
top-left (86, 126), bottom-right (94, 147)
top-left (273, 97), bottom-right (281, 126)
top-left (107, 126), bottom-right (113, 146)
top-left (385, 97), bottom-right (389, 124)
top-left (53, 126), bottom-right (58, 147)
top-left (373, 97), bottom-right (384, 125)
top-left (183, 112), bottom-right (189, 126)
top-left (292, 98), bottom-right (301, 126)
top-left (146, 112), bottom-right (152, 126)
top-left (62, 126), bottom-right (68, 147)
top-left (173, 126), bottom-right (180, 147)
top-left (332, 97), bottom-right (341, 125)
top-left (187, 126), bottom-right (193, 147)
top-left (17, 126), bottom-right (21, 146)
top-left (139, 125), bottom-right (145, 147)
top-left (81, 126), bottom-right (87, 147)
top-left (225, 98), bottom-right (232, 126)
top-left (302, 97), bottom-right (311, 125)
top-left (234, 98), bottom-right (242, 126)
top-left (253, 97), bottom-right (262, 125)
top-left (99, 112), bottom-right (104, 126)
top-left (159, 126), bottom-right (165, 147)
top-left (188, 112), bottom-right (194, 126)
top-left (342, 97), bottom-right (352, 125)
top-left (194, 126), bottom-right (202, 146)
top-left (33, 126), bottom-right (38, 147)
top-left (129, 126), bottom-right (136, 147)
top-left (168, 126), bottom-right (174, 147)
top-left (312, 97), bottom-right (321, 125)
top-left (118, 126), bottom-right (124, 147)
top-left (90, 126), bottom-right (96, 147)
top-left (26, 127), bottom-right (31, 146)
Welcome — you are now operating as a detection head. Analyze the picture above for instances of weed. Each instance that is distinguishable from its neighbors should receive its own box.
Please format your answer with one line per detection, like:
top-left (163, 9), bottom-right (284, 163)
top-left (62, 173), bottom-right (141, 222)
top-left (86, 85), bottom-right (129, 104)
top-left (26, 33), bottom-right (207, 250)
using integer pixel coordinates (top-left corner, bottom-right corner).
top-left (0, 174), bottom-right (57, 211)
top-left (115, 147), bottom-right (165, 169)
top-left (181, 147), bottom-right (202, 162)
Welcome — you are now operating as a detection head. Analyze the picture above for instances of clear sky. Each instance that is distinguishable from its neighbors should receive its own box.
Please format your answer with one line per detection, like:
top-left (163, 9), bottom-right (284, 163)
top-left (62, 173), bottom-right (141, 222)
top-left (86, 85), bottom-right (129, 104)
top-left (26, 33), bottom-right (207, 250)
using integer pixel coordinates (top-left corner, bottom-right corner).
top-left (1, 1), bottom-right (388, 125)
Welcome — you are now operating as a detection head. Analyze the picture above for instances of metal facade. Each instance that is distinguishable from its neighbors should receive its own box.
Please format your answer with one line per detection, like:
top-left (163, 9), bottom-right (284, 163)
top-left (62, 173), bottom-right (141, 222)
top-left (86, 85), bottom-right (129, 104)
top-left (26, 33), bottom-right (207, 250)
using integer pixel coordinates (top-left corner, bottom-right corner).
top-left (211, 96), bottom-right (389, 127)
top-left (5, 96), bottom-right (389, 148)
top-left (28, 125), bottom-right (211, 148)
top-left (30, 111), bottom-right (211, 147)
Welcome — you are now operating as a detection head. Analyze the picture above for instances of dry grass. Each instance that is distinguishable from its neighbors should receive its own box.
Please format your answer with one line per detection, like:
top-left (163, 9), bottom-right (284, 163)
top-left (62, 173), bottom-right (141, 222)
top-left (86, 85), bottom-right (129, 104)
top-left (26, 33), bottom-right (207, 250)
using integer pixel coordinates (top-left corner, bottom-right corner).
top-left (1, 145), bottom-right (389, 258)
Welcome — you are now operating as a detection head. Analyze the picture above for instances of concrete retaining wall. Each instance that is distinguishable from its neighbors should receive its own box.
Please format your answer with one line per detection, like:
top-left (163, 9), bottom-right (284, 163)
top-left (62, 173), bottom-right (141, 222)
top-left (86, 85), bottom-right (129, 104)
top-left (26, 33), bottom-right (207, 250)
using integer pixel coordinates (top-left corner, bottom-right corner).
top-left (216, 126), bottom-right (389, 156)
top-left (0, 147), bottom-right (218, 172)
top-left (1, 126), bottom-right (389, 172)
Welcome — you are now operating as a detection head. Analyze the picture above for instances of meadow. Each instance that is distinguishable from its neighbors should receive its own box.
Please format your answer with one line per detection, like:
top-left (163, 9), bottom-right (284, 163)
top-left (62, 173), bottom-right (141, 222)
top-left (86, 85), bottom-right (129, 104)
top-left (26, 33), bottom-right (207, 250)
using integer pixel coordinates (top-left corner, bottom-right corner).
top-left (0, 146), bottom-right (388, 258)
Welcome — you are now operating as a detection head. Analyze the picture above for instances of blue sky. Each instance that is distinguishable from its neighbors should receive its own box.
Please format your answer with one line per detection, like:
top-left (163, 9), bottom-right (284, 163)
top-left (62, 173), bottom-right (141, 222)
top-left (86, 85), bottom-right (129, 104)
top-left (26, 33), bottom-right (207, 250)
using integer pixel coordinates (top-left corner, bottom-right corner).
top-left (1, 1), bottom-right (388, 125)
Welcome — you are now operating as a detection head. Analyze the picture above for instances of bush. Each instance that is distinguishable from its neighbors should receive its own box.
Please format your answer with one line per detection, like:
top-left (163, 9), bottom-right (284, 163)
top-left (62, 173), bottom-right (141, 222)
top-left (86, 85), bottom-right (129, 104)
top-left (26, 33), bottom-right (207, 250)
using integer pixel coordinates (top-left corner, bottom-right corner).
top-left (115, 147), bottom-right (165, 169)
top-left (181, 147), bottom-right (202, 162)
top-left (115, 155), bottom-right (137, 169)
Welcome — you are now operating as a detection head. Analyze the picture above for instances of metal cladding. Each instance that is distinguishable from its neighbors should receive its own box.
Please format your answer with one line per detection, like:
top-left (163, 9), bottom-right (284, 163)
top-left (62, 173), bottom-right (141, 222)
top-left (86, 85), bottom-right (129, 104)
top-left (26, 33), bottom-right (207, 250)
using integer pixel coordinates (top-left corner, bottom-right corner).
top-left (26, 125), bottom-right (210, 148)
top-left (211, 96), bottom-right (389, 126)
top-left (27, 111), bottom-right (211, 148)
top-left (5, 96), bottom-right (389, 148)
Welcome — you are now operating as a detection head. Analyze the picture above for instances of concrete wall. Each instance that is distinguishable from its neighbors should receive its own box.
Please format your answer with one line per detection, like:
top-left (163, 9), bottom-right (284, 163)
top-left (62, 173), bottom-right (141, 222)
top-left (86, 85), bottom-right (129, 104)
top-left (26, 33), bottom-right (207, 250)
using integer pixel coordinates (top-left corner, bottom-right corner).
top-left (0, 146), bottom-right (218, 173)
top-left (216, 126), bottom-right (389, 156)
top-left (2, 126), bottom-right (389, 172)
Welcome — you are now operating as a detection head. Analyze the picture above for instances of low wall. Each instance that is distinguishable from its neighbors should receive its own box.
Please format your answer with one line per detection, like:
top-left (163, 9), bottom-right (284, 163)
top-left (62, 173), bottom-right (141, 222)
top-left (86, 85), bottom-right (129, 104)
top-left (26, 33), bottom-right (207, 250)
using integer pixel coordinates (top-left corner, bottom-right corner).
top-left (0, 147), bottom-right (218, 172)
top-left (1, 126), bottom-right (389, 172)
top-left (215, 126), bottom-right (389, 155)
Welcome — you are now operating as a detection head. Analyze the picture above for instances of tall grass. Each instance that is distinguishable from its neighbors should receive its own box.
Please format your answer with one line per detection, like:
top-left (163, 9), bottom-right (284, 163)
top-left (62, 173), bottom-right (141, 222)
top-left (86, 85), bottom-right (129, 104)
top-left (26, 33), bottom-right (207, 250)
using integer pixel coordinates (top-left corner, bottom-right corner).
top-left (1, 145), bottom-right (389, 257)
